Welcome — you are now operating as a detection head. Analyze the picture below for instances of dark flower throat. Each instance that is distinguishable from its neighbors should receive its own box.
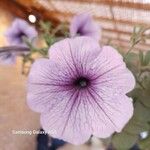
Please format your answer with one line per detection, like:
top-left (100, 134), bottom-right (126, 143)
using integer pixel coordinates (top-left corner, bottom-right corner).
top-left (17, 32), bottom-right (26, 38)
top-left (16, 31), bottom-right (27, 42)
top-left (74, 77), bottom-right (90, 88)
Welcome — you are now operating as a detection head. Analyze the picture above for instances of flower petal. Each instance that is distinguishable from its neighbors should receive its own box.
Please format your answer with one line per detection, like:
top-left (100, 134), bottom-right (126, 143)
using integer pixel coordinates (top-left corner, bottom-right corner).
top-left (102, 96), bottom-right (133, 132)
top-left (27, 58), bottom-right (74, 113)
top-left (89, 46), bottom-right (135, 94)
top-left (70, 13), bottom-right (90, 37)
top-left (70, 13), bottom-right (100, 41)
top-left (87, 87), bottom-right (133, 133)
top-left (40, 91), bottom-right (92, 145)
top-left (84, 90), bottom-right (115, 138)
top-left (48, 37), bottom-right (101, 76)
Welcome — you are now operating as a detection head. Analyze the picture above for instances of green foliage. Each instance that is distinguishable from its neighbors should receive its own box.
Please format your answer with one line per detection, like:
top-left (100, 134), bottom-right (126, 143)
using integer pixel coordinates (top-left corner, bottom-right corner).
top-left (125, 52), bottom-right (139, 62)
top-left (125, 52), bottom-right (140, 75)
top-left (112, 132), bottom-right (138, 150)
top-left (143, 51), bottom-right (150, 66)
top-left (112, 101), bottom-right (150, 150)
top-left (130, 25), bottom-right (145, 45)
top-left (139, 51), bottom-right (144, 66)
top-left (139, 135), bottom-right (150, 150)
top-left (124, 119), bottom-right (149, 135)
top-left (123, 102), bottom-right (150, 133)
top-left (139, 50), bottom-right (150, 66)
top-left (133, 102), bottom-right (150, 123)
top-left (112, 25), bottom-right (150, 150)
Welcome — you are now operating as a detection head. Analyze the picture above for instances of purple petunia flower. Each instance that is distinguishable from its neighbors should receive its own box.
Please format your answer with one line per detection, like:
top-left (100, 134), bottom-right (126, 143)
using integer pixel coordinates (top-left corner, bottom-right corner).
top-left (0, 18), bottom-right (37, 65)
top-left (5, 18), bottom-right (37, 47)
top-left (70, 13), bottom-right (101, 41)
top-left (27, 37), bottom-right (135, 145)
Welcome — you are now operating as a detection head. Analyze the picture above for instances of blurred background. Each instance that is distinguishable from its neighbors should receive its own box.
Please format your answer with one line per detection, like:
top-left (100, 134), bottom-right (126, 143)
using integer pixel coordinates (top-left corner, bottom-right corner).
top-left (0, 0), bottom-right (150, 150)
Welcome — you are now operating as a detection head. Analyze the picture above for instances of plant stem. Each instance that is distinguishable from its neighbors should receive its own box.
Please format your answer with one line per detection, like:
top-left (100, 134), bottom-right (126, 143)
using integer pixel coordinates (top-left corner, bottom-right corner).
top-left (0, 46), bottom-right (29, 53)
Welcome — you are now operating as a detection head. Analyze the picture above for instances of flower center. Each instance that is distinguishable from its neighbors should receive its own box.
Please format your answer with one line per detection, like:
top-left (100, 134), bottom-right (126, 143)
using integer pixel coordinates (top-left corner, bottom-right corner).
top-left (17, 32), bottom-right (26, 38)
top-left (74, 77), bottom-right (90, 88)
top-left (16, 31), bottom-right (27, 42)
top-left (77, 29), bottom-right (84, 36)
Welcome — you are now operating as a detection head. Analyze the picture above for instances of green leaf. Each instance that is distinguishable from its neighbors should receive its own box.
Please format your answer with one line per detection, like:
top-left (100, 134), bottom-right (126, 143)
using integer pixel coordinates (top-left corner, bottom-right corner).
top-left (130, 26), bottom-right (145, 45)
top-left (142, 75), bottom-right (150, 90)
top-left (139, 135), bottom-right (150, 150)
top-left (123, 119), bottom-right (149, 135)
top-left (133, 102), bottom-right (150, 122)
top-left (139, 51), bottom-right (144, 66)
top-left (123, 102), bottom-right (150, 135)
top-left (137, 90), bottom-right (150, 108)
top-left (39, 21), bottom-right (51, 33)
top-left (126, 52), bottom-right (138, 61)
top-left (130, 84), bottom-right (150, 108)
top-left (127, 88), bottom-right (143, 100)
top-left (144, 51), bottom-right (150, 66)
top-left (112, 132), bottom-right (138, 150)
top-left (141, 94), bottom-right (150, 108)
